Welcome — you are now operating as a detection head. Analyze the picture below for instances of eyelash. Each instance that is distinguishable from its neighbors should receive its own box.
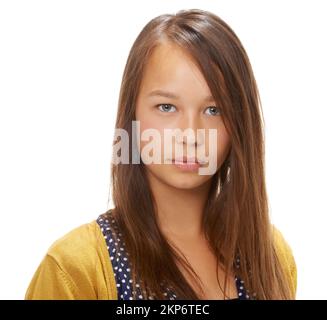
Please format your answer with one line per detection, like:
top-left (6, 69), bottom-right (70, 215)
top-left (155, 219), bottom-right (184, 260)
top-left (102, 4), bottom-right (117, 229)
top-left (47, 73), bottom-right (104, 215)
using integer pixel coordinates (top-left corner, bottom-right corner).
top-left (156, 104), bottom-right (221, 116)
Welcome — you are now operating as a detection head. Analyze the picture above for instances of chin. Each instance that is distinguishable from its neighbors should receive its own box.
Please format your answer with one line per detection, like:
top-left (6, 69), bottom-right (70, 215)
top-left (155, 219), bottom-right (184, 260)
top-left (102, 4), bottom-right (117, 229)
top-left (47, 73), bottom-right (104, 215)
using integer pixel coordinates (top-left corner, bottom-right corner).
top-left (158, 170), bottom-right (212, 190)
top-left (169, 180), bottom-right (206, 190)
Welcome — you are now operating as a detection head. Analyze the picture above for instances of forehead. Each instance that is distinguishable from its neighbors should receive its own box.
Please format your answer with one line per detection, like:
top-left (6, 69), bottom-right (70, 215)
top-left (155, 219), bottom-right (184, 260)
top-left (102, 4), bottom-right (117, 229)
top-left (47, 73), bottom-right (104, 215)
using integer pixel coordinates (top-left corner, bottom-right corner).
top-left (138, 42), bottom-right (212, 99)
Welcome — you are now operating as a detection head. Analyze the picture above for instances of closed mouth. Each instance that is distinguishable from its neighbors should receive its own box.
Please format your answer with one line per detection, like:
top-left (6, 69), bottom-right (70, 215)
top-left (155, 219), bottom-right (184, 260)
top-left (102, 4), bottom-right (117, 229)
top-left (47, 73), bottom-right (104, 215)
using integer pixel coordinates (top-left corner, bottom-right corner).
top-left (171, 157), bottom-right (207, 166)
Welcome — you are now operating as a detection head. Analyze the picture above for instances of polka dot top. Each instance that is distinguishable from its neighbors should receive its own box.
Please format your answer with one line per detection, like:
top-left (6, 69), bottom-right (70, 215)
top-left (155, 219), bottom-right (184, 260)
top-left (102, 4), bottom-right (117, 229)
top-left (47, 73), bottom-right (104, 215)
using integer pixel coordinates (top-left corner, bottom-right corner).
top-left (96, 212), bottom-right (252, 300)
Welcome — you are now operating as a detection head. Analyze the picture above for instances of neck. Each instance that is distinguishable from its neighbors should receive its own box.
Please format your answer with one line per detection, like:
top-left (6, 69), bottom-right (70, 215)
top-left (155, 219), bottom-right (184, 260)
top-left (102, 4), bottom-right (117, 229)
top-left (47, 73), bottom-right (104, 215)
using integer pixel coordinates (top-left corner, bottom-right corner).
top-left (146, 170), bottom-right (212, 239)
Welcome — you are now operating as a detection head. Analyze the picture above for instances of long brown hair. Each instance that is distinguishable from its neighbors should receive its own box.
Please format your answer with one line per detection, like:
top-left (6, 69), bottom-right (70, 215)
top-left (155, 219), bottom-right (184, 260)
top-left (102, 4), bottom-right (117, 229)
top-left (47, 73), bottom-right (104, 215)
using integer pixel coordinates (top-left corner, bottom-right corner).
top-left (108, 8), bottom-right (293, 299)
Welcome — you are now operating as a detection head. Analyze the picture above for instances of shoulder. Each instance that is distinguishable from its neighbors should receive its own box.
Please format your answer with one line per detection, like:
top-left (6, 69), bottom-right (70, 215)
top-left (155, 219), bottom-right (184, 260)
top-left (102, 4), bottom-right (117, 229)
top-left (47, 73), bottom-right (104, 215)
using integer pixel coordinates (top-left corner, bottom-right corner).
top-left (271, 225), bottom-right (297, 298)
top-left (47, 220), bottom-right (102, 267)
top-left (46, 220), bottom-right (117, 294)
top-left (26, 219), bottom-right (117, 299)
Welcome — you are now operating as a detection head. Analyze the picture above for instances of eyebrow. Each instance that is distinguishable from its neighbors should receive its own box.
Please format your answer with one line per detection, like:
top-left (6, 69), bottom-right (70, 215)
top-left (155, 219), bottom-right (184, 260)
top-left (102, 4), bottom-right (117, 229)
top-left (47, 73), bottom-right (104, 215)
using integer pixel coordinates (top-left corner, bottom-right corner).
top-left (147, 89), bottom-right (215, 103)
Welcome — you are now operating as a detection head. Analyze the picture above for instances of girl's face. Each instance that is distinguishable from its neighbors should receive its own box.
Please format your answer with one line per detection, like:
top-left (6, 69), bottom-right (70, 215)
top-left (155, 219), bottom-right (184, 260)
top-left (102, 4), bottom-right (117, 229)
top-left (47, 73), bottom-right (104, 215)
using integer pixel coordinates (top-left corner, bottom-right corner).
top-left (135, 41), bottom-right (231, 190)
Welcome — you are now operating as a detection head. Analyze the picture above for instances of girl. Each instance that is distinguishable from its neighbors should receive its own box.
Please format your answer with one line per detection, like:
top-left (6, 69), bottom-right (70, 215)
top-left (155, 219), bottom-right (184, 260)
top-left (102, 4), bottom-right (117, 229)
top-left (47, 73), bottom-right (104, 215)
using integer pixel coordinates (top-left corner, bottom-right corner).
top-left (25, 9), bottom-right (297, 300)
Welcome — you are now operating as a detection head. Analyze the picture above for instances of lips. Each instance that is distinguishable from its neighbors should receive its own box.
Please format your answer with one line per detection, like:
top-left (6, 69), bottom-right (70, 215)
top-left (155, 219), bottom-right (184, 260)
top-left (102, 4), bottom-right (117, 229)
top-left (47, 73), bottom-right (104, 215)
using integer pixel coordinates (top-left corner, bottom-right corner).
top-left (171, 156), bottom-right (208, 167)
top-left (173, 156), bottom-right (198, 164)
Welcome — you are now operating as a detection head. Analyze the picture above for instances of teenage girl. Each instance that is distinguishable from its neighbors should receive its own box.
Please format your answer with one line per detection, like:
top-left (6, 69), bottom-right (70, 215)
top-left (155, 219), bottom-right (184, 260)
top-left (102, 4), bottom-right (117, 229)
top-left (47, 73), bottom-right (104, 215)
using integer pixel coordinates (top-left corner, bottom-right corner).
top-left (25, 9), bottom-right (297, 300)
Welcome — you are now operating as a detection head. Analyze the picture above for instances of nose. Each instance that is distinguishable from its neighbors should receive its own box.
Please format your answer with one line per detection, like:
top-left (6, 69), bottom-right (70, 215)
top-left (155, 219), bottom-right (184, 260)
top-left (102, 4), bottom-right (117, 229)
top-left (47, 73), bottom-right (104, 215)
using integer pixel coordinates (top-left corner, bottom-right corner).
top-left (177, 110), bottom-right (205, 147)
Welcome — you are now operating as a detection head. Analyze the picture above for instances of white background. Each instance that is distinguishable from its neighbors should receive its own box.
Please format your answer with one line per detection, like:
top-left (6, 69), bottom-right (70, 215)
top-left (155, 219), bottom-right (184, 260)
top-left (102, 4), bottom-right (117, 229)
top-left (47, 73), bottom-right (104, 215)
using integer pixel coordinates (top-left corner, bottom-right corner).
top-left (0, 0), bottom-right (326, 300)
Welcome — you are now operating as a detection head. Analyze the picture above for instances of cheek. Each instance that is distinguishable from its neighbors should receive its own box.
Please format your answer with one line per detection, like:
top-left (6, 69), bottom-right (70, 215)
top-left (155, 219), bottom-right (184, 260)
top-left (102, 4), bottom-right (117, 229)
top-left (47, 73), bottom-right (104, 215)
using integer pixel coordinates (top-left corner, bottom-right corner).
top-left (135, 112), bottom-right (166, 161)
top-left (135, 106), bottom-right (164, 136)
top-left (140, 119), bottom-right (164, 134)
top-left (203, 122), bottom-right (231, 168)
top-left (216, 126), bottom-right (231, 164)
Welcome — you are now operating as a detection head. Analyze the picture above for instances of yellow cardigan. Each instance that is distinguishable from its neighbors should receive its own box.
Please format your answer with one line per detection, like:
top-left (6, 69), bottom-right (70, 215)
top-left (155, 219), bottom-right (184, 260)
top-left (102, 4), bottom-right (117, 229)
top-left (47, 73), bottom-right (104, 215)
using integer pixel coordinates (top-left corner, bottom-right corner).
top-left (25, 220), bottom-right (297, 300)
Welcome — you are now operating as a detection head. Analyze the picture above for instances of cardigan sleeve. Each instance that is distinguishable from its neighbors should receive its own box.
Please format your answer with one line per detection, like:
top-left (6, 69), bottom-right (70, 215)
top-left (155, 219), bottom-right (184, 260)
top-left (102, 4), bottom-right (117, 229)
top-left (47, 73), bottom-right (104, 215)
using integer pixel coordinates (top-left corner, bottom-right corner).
top-left (25, 221), bottom-right (118, 300)
top-left (272, 225), bottom-right (297, 299)
top-left (25, 254), bottom-right (78, 300)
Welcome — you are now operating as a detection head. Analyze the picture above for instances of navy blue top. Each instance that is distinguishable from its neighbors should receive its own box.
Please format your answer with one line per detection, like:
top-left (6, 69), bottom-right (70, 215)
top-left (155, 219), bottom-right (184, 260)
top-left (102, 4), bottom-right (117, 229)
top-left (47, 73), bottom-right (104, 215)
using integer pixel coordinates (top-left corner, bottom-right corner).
top-left (96, 212), bottom-right (252, 300)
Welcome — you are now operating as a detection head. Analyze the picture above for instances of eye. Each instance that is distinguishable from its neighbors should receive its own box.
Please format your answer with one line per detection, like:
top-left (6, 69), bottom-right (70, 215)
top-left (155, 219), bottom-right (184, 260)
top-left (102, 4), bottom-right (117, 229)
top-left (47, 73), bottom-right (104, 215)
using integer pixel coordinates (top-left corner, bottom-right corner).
top-left (204, 106), bottom-right (221, 116)
top-left (157, 104), bottom-right (177, 113)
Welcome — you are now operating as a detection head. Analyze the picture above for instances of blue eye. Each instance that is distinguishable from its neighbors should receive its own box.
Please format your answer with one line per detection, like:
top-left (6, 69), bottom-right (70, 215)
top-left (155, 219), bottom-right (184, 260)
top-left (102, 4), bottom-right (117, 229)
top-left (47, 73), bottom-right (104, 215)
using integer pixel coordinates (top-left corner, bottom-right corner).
top-left (205, 106), bottom-right (221, 116)
top-left (157, 104), bottom-right (177, 113)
